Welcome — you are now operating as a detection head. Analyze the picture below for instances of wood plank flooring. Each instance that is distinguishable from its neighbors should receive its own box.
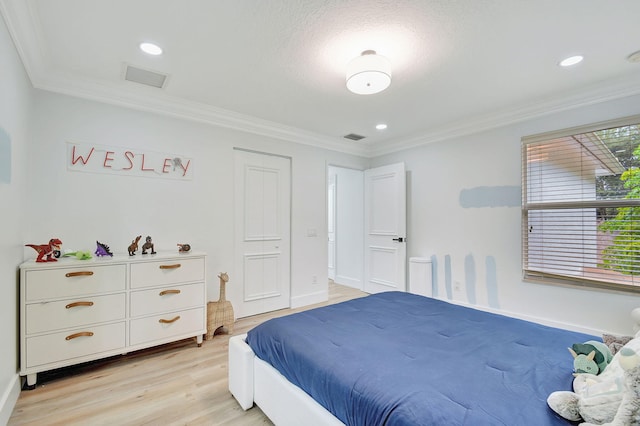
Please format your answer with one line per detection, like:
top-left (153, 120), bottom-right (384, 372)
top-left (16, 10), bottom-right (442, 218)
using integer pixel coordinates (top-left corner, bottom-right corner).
top-left (8, 282), bottom-right (366, 426)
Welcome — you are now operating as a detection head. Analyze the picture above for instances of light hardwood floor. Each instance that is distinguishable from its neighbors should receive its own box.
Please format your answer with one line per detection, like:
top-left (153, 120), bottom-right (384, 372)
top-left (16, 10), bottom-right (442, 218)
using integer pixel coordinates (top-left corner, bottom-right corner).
top-left (9, 282), bottom-right (366, 426)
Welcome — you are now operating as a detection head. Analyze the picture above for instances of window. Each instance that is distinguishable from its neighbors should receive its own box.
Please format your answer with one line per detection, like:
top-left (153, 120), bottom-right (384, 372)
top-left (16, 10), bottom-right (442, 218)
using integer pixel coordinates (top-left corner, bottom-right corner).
top-left (522, 115), bottom-right (640, 293)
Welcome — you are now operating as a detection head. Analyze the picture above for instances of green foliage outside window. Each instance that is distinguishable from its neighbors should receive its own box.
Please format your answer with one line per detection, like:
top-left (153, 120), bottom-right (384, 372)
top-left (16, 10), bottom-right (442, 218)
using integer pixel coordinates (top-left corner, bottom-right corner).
top-left (598, 143), bottom-right (640, 275)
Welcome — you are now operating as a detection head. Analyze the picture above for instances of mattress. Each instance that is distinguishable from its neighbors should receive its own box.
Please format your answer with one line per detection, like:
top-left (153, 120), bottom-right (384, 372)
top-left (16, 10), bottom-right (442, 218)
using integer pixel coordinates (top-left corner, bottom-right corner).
top-left (246, 291), bottom-right (596, 425)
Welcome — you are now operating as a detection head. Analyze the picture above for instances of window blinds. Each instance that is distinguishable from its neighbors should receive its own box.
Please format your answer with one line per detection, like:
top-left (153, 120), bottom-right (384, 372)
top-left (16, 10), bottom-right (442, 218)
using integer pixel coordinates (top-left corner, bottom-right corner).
top-left (522, 116), bottom-right (640, 292)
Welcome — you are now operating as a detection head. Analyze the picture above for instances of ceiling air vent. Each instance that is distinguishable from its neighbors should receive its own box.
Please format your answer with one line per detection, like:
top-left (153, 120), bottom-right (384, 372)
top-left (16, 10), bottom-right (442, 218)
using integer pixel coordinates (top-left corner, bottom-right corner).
top-left (124, 64), bottom-right (168, 88)
top-left (343, 133), bottom-right (366, 141)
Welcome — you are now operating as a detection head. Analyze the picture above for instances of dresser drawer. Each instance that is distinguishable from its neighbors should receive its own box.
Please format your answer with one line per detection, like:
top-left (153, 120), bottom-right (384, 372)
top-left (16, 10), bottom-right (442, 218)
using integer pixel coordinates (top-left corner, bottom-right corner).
top-left (25, 322), bottom-right (126, 368)
top-left (26, 293), bottom-right (126, 334)
top-left (130, 283), bottom-right (205, 318)
top-left (25, 264), bottom-right (126, 301)
top-left (130, 257), bottom-right (204, 289)
top-left (129, 307), bottom-right (204, 346)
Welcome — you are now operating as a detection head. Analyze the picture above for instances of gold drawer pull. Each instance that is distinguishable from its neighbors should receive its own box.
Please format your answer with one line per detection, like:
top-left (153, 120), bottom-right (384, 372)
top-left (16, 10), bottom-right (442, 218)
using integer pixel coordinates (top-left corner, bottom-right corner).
top-left (159, 264), bottom-right (181, 270)
top-left (65, 331), bottom-right (94, 340)
top-left (66, 301), bottom-right (94, 309)
top-left (159, 316), bottom-right (180, 324)
top-left (65, 271), bottom-right (94, 278)
top-left (159, 289), bottom-right (181, 296)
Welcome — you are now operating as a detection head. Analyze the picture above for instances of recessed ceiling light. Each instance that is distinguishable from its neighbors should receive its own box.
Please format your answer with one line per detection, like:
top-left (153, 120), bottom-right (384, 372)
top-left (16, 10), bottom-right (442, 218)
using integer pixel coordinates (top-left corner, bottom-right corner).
top-left (140, 42), bottom-right (163, 56)
top-left (376, 123), bottom-right (388, 130)
top-left (559, 55), bottom-right (583, 67)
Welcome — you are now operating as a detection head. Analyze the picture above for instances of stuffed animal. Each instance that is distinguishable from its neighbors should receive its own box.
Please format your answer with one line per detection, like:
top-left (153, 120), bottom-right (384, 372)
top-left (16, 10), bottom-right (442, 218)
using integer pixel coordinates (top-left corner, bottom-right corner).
top-left (548, 331), bottom-right (640, 425)
top-left (570, 341), bottom-right (613, 375)
top-left (603, 334), bottom-right (634, 356)
top-left (581, 348), bottom-right (640, 426)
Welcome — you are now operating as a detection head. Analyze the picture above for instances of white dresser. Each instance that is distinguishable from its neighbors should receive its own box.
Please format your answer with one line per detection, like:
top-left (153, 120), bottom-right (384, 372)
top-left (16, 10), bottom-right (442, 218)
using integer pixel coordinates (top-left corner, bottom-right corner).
top-left (19, 251), bottom-right (206, 387)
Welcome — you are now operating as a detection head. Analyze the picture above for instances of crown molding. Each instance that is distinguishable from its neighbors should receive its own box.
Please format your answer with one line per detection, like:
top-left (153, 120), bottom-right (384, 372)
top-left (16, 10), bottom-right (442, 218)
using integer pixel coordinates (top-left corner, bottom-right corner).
top-left (35, 70), bottom-right (369, 157)
top-left (4, 0), bottom-right (640, 160)
top-left (27, 66), bottom-right (640, 160)
top-left (0, 0), bottom-right (368, 158)
top-left (370, 73), bottom-right (640, 157)
top-left (0, 0), bottom-right (46, 82)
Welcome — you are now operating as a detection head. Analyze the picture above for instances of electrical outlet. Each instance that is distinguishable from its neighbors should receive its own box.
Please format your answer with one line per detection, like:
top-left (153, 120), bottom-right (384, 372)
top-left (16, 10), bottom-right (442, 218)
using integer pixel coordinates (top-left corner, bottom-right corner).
top-left (312, 275), bottom-right (318, 285)
top-left (454, 281), bottom-right (461, 292)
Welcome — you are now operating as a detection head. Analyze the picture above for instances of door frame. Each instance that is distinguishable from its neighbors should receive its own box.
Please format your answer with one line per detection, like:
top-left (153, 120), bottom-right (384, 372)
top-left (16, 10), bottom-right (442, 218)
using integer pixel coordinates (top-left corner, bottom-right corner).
top-left (327, 163), bottom-right (407, 294)
top-left (327, 172), bottom-right (336, 281)
top-left (326, 164), bottom-right (365, 290)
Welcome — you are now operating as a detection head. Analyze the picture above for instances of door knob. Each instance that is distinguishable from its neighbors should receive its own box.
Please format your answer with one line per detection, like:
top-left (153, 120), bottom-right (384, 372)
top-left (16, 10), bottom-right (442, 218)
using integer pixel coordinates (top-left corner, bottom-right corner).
top-left (392, 237), bottom-right (405, 242)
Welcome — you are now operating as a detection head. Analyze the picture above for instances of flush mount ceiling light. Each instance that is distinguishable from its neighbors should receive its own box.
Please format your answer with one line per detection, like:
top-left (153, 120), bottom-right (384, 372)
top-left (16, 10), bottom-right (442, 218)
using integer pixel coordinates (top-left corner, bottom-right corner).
top-left (559, 55), bottom-right (583, 67)
top-left (375, 123), bottom-right (388, 130)
top-left (346, 50), bottom-right (392, 95)
top-left (139, 42), bottom-right (163, 56)
top-left (628, 50), bottom-right (640, 63)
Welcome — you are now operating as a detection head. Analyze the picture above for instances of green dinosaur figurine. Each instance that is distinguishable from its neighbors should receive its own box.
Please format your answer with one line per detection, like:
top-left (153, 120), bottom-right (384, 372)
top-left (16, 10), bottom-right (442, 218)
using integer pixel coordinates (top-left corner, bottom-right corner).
top-left (63, 251), bottom-right (93, 260)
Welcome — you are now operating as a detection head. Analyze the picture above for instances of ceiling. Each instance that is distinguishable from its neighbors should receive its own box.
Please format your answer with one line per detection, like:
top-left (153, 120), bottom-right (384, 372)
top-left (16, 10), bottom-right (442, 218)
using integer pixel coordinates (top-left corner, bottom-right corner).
top-left (2, 0), bottom-right (640, 157)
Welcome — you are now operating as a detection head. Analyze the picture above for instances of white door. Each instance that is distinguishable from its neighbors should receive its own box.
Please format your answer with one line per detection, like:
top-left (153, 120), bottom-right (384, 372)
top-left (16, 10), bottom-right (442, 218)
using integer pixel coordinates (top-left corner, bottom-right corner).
top-left (234, 149), bottom-right (291, 317)
top-left (327, 173), bottom-right (336, 281)
top-left (364, 163), bottom-right (406, 294)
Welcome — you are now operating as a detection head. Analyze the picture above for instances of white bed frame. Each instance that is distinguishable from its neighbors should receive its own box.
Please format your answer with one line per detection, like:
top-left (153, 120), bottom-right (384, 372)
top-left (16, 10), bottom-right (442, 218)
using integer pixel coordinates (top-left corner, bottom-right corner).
top-left (229, 333), bottom-right (344, 426)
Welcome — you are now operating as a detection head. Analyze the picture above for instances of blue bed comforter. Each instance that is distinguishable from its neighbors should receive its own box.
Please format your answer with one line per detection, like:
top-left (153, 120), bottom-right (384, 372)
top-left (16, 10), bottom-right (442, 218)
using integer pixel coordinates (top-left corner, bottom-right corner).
top-left (246, 292), bottom-right (595, 425)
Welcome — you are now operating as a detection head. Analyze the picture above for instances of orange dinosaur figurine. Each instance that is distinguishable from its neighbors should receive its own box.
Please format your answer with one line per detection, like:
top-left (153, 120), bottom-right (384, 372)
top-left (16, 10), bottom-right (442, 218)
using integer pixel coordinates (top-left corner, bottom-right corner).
top-left (25, 238), bottom-right (62, 262)
top-left (128, 235), bottom-right (141, 256)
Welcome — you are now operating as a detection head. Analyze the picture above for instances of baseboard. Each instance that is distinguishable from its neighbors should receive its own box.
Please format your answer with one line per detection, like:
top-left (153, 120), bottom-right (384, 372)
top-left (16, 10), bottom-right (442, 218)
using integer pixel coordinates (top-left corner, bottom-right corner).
top-left (433, 296), bottom-right (602, 336)
top-left (290, 289), bottom-right (327, 309)
top-left (0, 374), bottom-right (21, 425)
top-left (334, 275), bottom-right (362, 290)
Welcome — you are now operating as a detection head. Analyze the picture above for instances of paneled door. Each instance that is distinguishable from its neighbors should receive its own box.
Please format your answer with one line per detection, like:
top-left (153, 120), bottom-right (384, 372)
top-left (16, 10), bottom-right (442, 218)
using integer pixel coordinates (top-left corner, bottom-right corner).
top-left (234, 149), bottom-right (291, 317)
top-left (363, 163), bottom-right (406, 294)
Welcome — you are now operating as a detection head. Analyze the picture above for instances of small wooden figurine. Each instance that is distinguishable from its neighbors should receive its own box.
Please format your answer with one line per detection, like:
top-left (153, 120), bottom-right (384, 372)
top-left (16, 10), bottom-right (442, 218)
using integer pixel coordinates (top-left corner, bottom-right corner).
top-left (177, 243), bottom-right (191, 252)
top-left (206, 272), bottom-right (235, 340)
top-left (128, 235), bottom-right (141, 256)
top-left (141, 236), bottom-right (156, 254)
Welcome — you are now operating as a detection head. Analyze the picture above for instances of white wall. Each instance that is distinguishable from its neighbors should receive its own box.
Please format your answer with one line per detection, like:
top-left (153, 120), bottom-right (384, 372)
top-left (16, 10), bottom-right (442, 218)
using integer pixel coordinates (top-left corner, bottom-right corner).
top-left (372, 94), bottom-right (640, 336)
top-left (0, 12), bottom-right (31, 424)
top-left (25, 91), bottom-right (369, 314)
top-left (328, 166), bottom-right (364, 289)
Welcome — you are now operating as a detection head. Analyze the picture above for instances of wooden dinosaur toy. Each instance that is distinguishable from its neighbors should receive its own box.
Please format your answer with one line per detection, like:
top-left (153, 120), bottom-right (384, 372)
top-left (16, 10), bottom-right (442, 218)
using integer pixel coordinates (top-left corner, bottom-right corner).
top-left (128, 235), bottom-right (141, 256)
top-left (141, 236), bottom-right (156, 254)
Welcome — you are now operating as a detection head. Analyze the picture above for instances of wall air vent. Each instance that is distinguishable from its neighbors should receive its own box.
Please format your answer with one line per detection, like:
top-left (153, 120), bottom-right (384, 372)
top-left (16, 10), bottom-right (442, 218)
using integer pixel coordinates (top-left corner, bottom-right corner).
top-left (343, 133), bottom-right (366, 141)
top-left (124, 64), bottom-right (168, 88)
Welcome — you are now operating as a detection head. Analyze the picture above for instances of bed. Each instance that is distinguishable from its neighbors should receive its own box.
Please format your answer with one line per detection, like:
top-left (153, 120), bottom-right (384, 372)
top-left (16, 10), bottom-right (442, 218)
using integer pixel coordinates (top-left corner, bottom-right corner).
top-left (228, 291), bottom-right (597, 425)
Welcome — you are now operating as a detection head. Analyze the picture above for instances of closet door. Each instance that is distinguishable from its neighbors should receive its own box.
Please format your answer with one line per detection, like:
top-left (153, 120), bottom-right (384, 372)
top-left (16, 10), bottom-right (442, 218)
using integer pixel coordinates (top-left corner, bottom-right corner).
top-left (234, 149), bottom-right (291, 317)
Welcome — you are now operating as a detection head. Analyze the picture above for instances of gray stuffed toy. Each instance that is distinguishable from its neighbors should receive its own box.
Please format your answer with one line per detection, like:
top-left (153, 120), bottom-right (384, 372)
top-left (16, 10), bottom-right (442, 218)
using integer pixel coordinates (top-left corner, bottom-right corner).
top-left (548, 333), bottom-right (640, 425)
